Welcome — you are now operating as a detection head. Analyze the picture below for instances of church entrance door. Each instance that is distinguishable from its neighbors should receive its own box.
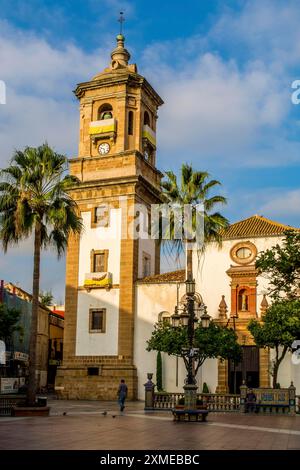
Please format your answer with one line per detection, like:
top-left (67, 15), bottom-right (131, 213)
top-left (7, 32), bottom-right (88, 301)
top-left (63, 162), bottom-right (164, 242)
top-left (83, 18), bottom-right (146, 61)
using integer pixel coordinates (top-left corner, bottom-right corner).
top-left (228, 346), bottom-right (259, 394)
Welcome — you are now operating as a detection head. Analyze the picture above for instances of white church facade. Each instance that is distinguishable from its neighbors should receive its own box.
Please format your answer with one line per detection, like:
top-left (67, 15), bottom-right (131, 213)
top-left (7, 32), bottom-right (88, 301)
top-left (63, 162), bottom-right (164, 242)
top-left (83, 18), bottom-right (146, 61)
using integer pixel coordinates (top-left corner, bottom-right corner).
top-left (56, 35), bottom-right (300, 400)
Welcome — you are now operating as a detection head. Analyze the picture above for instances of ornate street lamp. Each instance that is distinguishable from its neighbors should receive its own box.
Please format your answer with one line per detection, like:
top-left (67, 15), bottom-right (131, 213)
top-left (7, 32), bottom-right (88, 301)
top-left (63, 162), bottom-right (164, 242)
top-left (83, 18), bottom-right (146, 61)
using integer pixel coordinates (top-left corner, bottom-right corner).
top-left (171, 280), bottom-right (211, 410)
top-left (185, 279), bottom-right (195, 296)
top-left (171, 306), bottom-right (181, 328)
top-left (200, 306), bottom-right (211, 329)
top-left (180, 308), bottom-right (189, 327)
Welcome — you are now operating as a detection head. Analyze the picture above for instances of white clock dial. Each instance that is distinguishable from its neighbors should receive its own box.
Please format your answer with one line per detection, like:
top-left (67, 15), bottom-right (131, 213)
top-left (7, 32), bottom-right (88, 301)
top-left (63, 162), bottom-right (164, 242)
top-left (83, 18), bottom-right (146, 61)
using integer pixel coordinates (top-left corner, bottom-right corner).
top-left (98, 142), bottom-right (110, 155)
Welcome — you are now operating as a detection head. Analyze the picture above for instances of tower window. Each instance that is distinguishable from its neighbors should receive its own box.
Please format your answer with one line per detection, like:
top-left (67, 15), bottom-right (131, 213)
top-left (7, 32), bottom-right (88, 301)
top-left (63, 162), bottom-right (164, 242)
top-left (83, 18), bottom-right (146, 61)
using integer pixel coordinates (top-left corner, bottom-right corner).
top-left (128, 110), bottom-right (134, 135)
top-left (90, 249), bottom-right (108, 273)
top-left (89, 308), bottom-right (106, 333)
top-left (98, 103), bottom-right (113, 120)
top-left (93, 205), bottom-right (109, 227)
top-left (144, 111), bottom-right (150, 127)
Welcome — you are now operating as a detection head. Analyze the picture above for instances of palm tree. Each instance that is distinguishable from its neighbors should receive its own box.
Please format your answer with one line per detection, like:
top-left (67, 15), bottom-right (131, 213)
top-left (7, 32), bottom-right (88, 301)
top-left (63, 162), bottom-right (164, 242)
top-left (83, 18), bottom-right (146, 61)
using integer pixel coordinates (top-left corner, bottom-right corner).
top-left (0, 143), bottom-right (82, 405)
top-left (161, 163), bottom-right (229, 279)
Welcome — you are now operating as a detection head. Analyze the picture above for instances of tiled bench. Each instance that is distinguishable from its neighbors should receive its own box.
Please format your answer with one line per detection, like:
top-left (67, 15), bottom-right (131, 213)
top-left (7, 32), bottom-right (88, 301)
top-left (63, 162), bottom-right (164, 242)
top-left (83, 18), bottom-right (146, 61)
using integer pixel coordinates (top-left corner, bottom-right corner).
top-left (172, 408), bottom-right (208, 422)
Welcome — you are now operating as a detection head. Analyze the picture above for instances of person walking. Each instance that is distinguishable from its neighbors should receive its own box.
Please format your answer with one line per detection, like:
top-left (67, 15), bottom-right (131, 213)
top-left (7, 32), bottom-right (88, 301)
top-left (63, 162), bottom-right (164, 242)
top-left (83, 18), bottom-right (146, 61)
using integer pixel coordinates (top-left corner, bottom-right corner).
top-left (117, 379), bottom-right (128, 412)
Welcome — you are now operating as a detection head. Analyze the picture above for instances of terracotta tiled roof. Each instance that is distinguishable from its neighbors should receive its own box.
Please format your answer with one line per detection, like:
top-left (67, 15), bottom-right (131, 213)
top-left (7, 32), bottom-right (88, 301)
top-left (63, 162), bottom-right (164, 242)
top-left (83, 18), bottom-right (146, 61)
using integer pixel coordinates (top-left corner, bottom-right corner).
top-left (51, 309), bottom-right (65, 318)
top-left (138, 269), bottom-right (185, 283)
top-left (220, 215), bottom-right (299, 240)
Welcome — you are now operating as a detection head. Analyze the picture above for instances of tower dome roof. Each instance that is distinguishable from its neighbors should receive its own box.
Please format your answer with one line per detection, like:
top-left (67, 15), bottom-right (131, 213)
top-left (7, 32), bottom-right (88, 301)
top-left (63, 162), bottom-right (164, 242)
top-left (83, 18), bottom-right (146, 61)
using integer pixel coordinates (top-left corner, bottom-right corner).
top-left (110, 34), bottom-right (130, 69)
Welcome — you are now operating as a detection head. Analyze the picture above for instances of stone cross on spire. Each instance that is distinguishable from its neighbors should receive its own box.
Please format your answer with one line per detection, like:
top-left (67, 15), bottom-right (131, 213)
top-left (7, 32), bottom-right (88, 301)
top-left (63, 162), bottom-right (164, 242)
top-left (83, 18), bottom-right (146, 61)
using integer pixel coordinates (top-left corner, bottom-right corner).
top-left (110, 12), bottom-right (131, 69)
top-left (118, 11), bottom-right (125, 35)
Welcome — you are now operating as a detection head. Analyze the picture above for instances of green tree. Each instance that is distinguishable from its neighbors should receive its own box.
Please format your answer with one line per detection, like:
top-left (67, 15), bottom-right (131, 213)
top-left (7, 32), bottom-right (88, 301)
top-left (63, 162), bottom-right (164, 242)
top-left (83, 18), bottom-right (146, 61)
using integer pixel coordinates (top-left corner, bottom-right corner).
top-left (255, 230), bottom-right (300, 300)
top-left (147, 321), bottom-right (241, 378)
top-left (248, 299), bottom-right (300, 388)
top-left (0, 303), bottom-right (22, 346)
top-left (156, 351), bottom-right (163, 392)
top-left (39, 291), bottom-right (54, 307)
top-left (0, 143), bottom-right (82, 405)
top-left (161, 164), bottom-right (229, 279)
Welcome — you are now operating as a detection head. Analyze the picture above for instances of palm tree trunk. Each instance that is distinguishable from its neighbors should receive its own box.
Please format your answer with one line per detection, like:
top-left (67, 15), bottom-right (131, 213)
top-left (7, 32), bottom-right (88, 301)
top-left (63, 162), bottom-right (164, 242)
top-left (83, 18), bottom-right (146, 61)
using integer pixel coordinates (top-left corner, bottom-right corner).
top-left (27, 222), bottom-right (41, 406)
top-left (186, 247), bottom-right (193, 280)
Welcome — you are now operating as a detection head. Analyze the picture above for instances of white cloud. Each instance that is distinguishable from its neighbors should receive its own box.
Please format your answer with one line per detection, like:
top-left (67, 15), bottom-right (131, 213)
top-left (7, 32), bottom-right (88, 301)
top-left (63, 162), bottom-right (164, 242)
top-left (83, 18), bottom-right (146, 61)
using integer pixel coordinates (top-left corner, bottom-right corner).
top-left (140, 0), bottom-right (300, 170)
top-left (0, 20), bottom-right (107, 165)
top-left (0, 21), bottom-right (110, 298)
top-left (226, 186), bottom-right (300, 225)
top-left (259, 189), bottom-right (300, 219)
top-left (154, 55), bottom-right (288, 167)
top-left (210, 0), bottom-right (300, 70)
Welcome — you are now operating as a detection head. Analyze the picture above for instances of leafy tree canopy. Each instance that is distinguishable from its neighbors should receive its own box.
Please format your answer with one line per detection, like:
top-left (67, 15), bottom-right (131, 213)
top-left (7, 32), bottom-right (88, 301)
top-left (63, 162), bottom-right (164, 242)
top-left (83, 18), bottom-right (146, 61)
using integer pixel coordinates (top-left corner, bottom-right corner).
top-left (147, 321), bottom-right (242, 376)
top-left (0, 303), bottom-right (22, 344)
top-left (248, 299), bottom-right (300, 387)
top-left (248, 299), bottom-right (300, 349)
top-left (255, 230), bottom-right (300, 300)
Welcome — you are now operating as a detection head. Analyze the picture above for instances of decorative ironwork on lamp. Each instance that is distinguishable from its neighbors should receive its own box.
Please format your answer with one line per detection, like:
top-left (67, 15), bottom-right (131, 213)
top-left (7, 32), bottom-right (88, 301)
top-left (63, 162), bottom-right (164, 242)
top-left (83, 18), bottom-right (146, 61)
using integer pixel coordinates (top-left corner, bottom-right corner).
top-left (185, 279), bottom-right (196, 295)
top-left (171, 306), bottom-right (181, 328)
top-left (200, 306), bottom-right (211, 329)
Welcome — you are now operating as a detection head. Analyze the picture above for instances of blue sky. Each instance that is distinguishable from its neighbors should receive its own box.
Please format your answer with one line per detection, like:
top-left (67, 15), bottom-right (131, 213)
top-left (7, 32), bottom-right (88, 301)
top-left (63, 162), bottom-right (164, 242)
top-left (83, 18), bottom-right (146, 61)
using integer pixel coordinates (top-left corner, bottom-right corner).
top-left (1, 0), bottom-right (300, 300)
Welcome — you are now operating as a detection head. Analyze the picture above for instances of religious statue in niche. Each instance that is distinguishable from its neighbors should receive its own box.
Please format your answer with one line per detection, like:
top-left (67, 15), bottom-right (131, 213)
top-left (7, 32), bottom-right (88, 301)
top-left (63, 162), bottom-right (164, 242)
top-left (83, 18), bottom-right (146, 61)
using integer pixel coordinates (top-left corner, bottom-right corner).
top-left (238, 289), bottom-right (248, 311)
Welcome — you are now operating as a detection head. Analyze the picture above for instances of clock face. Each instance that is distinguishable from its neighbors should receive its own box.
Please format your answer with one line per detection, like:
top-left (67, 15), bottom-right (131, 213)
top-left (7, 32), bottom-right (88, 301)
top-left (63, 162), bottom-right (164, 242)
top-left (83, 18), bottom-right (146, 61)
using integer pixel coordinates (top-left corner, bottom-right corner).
top-left (98, 142), bottom-right (110, 155)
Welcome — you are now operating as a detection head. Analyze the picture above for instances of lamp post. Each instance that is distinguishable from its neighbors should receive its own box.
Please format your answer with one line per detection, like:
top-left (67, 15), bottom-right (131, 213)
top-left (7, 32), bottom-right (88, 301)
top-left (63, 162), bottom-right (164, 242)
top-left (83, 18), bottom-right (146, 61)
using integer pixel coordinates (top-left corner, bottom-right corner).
top-left (171, 279), bottom-right (211, 409)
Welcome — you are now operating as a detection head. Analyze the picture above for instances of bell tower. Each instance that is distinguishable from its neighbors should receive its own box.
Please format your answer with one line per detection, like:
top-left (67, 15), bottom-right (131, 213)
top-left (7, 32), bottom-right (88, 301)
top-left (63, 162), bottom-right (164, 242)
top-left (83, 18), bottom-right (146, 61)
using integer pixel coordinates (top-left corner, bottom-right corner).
top-left (56, 33), bottom-right (163, 399)
top-left (76, 33), bottom-right (160, 167)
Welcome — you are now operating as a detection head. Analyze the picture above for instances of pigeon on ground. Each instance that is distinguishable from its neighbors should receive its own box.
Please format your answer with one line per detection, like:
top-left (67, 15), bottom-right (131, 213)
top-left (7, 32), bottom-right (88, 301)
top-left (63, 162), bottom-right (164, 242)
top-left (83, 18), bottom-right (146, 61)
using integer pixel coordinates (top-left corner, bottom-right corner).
top-left (112, 415), bottom-right (116, 418)
top-left (63, 412), bottom-right (67, 416)
top-left (102, 411), bottom-right (107, 416)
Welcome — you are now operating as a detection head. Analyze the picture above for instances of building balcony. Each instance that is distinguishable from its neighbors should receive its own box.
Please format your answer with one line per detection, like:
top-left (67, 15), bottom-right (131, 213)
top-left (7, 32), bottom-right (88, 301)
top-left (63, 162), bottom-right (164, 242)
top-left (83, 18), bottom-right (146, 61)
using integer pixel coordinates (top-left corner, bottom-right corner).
top-left (89, 118), bottom-right (117, 143)
top-left (142, 125), bottom-right (156, 148)
top-left (84, 272), bottom-right (112, 289)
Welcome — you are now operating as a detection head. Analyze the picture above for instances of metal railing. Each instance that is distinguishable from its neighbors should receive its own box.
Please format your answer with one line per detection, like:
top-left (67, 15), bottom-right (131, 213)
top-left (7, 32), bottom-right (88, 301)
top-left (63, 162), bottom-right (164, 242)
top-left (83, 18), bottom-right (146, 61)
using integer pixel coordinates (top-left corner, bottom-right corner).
top-left (153, 392), bottom-right (240, 412)
top-left (0, 395), bottom-right (26, 416)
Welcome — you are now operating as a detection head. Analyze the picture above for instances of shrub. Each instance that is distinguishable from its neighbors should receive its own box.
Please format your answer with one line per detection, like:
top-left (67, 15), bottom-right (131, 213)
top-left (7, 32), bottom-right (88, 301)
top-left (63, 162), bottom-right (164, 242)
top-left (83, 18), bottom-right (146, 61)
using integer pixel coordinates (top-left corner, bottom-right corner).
top-left (156, 351), bottom-right (163, 391)
top-left (202, 382), bottom-right (209, 393)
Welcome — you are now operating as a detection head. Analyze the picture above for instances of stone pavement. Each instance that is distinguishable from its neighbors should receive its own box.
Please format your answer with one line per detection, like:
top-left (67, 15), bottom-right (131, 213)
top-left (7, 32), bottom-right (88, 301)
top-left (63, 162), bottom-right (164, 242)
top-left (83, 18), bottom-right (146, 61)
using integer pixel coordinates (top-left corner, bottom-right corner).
top-left (0, 398), bottom-right (300, 450)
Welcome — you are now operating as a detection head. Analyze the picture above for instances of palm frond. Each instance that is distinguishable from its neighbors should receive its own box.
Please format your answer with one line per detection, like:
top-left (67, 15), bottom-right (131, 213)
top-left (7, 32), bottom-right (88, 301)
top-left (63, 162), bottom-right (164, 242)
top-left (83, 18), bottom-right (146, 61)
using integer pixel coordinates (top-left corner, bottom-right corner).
top-left (160, 164), bottom-right (228, 267)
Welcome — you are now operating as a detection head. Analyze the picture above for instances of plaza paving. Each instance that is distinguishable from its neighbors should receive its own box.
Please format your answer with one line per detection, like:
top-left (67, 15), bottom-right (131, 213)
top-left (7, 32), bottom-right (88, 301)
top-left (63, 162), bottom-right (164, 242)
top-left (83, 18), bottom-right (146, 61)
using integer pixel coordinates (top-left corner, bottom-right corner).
top-left (0, 398), bottom-right (300, 450)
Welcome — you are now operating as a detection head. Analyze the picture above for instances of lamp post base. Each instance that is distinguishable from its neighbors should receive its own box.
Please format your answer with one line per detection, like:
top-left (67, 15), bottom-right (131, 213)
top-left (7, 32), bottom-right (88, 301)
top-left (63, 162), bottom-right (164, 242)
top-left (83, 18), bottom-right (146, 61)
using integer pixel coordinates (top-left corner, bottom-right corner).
top-left (183, 384), bottom-right (198, 409)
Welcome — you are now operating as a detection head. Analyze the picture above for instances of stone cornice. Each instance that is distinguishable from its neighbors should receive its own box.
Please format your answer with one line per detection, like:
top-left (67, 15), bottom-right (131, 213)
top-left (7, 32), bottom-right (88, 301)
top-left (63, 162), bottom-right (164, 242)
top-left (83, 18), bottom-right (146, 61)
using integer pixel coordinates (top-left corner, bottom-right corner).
top-left (69, 149), bottom-right (164, 179)
top-left (226, 264), bottom-right (258, 278)
top-left (74, 72), bottom-right (164, 107)
top-left (68, 174), bottom-right (162, 202)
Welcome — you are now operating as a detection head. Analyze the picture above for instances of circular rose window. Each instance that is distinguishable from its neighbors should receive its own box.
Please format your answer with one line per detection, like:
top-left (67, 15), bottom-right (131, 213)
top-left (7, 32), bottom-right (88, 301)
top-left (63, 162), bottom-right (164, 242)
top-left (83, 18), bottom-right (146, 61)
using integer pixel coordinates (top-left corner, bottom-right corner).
top-left (236, 247), bottom-right (252, 259)
top-left (230, 242), bottom-right (257, 265)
